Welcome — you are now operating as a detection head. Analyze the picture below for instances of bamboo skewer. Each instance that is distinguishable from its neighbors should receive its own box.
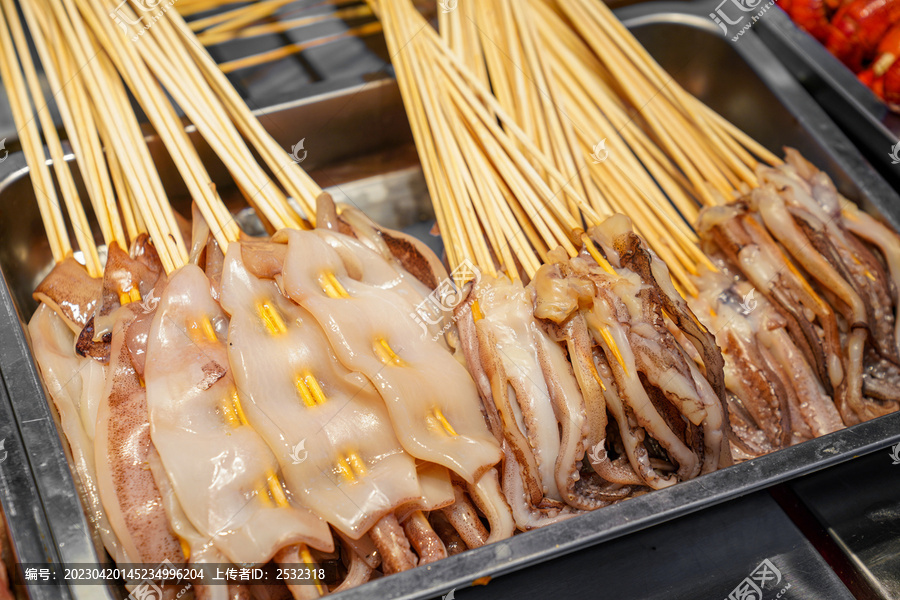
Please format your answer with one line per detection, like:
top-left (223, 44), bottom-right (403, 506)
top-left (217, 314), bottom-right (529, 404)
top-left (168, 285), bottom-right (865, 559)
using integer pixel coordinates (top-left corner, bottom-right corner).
top-left (0, 0), bottom-right (103, 276)
top-left (27, 4), bottom-right (127, 247)
top-left (423, 0), bottom-right (785, 295)
top-left (95, 0), bottom-right (300, 233)
top-left (0, 6), bottom-right (72, 266)
top-left (45, 0), bottom-right (184, 270)
top-left (196, 4), bottom-right (374, 45)
top-left (168, 8), bottom-right (324, 220)
top-left (217, 21), bottom-right (384, 73)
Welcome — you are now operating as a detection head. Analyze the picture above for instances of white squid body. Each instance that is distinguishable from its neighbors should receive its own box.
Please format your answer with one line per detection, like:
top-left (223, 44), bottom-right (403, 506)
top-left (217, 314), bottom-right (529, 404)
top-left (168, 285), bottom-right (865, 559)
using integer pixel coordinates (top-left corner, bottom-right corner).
top-left (28, 305), bottom-right (126, 563)
top-left (145, 265), bottom-right (333, 563)
top-left (278, 229), bottom-right (502, 484)
top-left (220, 248), bottom-right (453, 539)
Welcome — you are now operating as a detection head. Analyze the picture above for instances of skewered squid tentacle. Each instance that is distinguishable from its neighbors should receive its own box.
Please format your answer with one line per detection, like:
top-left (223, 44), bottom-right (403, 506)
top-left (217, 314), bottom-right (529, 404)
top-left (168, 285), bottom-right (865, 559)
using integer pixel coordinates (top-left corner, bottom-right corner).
top-left (331, 537), bottom-right (375, 593)
top-left (401, 510), bottom-right (448, 565)
top-left (369, 514), bottom-right (418, 574)
top-left (440, 485), bottom-right (490, 549)
top-left (577, 266), bottom-right (699, 486)
top-left (276, 545), bottom-right (328, 599)
top-left (466, 468), bottom-right (516, 544)
top-left (471, 276), bottom-right (565, 503)
top-left (698, 204), bottom-right (844, 394)
top-left (594, 219), bottom-right (732, 470)
top-left (429, 512), bottom-right (468, 556)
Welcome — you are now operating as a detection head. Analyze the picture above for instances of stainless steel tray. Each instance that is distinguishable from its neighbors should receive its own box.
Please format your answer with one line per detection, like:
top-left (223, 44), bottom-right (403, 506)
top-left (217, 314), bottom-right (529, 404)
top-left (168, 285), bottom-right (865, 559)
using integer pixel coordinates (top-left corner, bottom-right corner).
top-left (0, 355), bottom-right (69, 600)
top-left (754, 4), bottom-right (900, 189)
top-left (0, 4), bottom-right (899, 600)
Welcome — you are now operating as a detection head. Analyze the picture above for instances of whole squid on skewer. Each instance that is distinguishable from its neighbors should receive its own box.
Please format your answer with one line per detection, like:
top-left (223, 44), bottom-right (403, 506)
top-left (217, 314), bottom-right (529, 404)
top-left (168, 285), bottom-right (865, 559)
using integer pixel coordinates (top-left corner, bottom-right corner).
top-left (220, 244), bottom-right (451, 575)
top-left (144, 263), bottom-right (334, 567)
top-left (275, 227), bottom-right (514, 539)
top-left (89, 241), bottom-right (191, 587)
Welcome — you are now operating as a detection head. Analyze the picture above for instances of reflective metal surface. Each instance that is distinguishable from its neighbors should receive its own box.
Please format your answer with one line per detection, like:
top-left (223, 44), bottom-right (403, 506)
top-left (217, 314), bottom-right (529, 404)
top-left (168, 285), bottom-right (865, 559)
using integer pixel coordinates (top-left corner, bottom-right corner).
top-left (0, 355), bottom-right (69, 600)
top-left (786, 451), bottom-right (900, 600)
top-left (0, 4), bottom-right (898, 600)
top-left (457, 493), bottom-right (853, 600)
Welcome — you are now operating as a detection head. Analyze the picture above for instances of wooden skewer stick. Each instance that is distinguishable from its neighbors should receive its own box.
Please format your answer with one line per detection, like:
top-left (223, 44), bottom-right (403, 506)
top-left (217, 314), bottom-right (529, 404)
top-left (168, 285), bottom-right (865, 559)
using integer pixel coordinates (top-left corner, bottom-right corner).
top-left (0, 0), bottom-right (103, 275)
top-left (217, 20), bottom-right (384, 73)
top-left (168, 8), bottom-right (324, 221)
top-left (47, 0), bottom-right (183, 271)
top-left (197, 4), bottom-right (375, 45)
top-left (0, 3), bottom-right (71, 265)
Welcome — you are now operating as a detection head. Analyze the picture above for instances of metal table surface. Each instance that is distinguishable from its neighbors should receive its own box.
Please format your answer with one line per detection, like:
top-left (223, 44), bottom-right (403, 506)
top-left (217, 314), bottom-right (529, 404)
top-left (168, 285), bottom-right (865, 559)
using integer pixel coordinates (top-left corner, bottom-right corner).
top-left (777, 450), bottom-right (900, 600)
top-left (433, 491), bottom-right (854, 600)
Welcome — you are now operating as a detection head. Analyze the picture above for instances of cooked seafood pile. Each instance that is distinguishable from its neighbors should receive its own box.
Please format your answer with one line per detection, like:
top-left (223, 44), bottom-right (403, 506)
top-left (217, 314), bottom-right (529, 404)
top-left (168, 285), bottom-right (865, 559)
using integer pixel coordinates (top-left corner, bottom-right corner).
top-left (782, 0), bottom-right (900, 107)
top-left (2, 0), bottom-right (900, 597)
